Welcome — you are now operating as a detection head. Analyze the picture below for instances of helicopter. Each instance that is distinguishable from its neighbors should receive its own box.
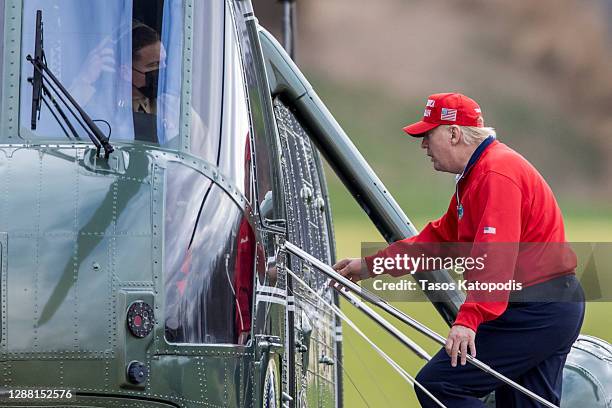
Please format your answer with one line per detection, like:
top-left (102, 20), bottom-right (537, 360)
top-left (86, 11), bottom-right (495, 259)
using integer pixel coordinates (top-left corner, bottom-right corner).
top-left (0, 0), bottom-right (610, 407)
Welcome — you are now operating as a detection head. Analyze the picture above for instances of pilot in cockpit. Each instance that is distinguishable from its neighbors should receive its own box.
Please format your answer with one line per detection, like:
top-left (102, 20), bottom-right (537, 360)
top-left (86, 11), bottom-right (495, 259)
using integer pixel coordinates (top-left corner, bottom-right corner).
top-left (127, 22), bottom-right (172, 143)
top-left (69, 20), bottom-right (179, 144)
top-left (130, 23), bottom-right (165, 116)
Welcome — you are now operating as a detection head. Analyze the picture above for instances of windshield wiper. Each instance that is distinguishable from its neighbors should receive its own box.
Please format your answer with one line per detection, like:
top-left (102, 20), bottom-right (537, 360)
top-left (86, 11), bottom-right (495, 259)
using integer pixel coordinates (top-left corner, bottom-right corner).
top-left (27, 10), bottom-right (114, 158)
top-left (29, 10), bottom-right (43, 131)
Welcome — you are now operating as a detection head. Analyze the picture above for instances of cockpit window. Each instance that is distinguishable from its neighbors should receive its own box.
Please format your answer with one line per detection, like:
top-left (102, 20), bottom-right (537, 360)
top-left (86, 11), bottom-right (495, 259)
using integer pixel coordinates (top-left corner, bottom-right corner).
top-left (19, 0), bottom-right (184, 146)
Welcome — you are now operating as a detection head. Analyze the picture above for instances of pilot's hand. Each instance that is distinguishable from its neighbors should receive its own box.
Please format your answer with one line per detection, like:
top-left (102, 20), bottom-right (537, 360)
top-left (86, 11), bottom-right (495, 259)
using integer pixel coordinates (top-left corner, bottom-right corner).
top-left (331, 258), bottom-right (369, 285)
top-left (69, 37), bottom-right (116, 105)
top-left (78, 37), bottom-right (116, 85)
top-left (445, 325), bottom-right (476, 367)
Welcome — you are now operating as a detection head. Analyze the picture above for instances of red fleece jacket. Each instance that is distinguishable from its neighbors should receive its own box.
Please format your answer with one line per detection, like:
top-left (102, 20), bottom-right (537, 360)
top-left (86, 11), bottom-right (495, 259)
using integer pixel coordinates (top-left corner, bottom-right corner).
top-left (364, 139), bottom-right (576, 332)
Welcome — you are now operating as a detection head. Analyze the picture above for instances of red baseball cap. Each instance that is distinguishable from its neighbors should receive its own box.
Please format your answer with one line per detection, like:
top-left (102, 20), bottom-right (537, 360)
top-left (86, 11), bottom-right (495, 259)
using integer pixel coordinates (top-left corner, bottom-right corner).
top-left (403, 93), bottom-right (484, 137)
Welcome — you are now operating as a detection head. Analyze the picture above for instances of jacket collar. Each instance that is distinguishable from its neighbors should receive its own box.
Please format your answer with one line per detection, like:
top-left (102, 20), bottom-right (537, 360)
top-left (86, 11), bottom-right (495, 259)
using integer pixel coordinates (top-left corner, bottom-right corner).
top-left (456, 135), bottom-right (496, 182)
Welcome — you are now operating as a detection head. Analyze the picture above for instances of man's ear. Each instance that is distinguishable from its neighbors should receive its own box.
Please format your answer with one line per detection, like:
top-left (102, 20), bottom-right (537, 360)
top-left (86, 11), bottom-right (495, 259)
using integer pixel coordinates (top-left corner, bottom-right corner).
top-left (449, 125), bottom-right (462, 146)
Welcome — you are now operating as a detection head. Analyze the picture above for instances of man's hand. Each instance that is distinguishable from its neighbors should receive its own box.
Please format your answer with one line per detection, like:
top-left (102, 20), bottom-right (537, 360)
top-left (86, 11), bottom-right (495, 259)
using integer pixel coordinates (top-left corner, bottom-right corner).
top-left (445, 325), bottom-right (476, 367)
top-left (332, 258), bottom-right (369, 284)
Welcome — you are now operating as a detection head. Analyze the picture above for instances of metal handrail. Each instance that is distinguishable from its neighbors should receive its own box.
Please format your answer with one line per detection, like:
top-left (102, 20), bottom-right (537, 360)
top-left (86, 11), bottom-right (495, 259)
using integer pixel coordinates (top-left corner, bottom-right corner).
top-left (285, 267), bottom-right (447, 408)
top-left (283, 240), bottom-right (560, 408)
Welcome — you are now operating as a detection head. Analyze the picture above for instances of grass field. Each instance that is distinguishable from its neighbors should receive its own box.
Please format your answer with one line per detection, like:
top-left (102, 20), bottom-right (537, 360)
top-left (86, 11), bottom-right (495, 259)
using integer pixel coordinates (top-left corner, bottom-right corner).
top-left (308, 74), bottom-right (612, 407)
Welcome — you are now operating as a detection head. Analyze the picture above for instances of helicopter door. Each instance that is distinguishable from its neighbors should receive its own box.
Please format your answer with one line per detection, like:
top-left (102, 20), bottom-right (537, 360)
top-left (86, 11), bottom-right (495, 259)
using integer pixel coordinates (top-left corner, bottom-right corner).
top-left (274, 98), bottom-right (338, 408)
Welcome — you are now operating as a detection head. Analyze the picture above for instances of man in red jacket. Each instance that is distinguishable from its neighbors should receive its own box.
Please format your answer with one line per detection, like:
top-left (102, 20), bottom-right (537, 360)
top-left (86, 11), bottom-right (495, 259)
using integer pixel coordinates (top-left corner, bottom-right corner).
top-left (333, 93), bottom-right (584, 407)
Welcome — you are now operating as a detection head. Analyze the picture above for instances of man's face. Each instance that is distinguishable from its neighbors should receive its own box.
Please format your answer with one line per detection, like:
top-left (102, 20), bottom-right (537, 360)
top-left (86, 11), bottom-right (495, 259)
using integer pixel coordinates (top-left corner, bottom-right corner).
top-left (132, 41), bottom-right (166, 88)
top-left (420, 125), bottom-right (456, 173)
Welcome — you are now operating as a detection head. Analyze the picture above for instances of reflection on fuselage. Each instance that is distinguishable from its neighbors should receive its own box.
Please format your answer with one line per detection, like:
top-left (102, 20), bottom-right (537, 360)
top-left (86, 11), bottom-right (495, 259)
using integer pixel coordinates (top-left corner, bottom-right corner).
top-left (164, 162), bottom-right (254, 344)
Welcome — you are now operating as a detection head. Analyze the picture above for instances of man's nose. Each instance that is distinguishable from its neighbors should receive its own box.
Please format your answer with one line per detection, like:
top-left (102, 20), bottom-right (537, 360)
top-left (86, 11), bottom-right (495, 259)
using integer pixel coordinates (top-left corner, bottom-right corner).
top-left (421, 137), bottom-right (428, 149)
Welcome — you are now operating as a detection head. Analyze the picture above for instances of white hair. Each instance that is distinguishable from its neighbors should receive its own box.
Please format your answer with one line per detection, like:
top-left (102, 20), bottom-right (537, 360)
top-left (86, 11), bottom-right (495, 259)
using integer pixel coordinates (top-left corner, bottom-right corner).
top-left (458, 126), bottom-right (496, 145)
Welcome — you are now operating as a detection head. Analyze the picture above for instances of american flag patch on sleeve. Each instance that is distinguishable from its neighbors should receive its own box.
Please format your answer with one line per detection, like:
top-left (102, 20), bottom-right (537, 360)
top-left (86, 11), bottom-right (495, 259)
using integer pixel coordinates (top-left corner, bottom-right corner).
top-left (441, 108), bottom-right (457, 121)
top-left (483, 226), bottom-right (496, 234)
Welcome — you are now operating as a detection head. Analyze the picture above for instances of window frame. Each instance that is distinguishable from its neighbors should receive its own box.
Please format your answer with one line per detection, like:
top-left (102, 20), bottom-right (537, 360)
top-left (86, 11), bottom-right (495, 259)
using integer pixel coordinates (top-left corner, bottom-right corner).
top-left (1, 0), bottom-right (23, 141)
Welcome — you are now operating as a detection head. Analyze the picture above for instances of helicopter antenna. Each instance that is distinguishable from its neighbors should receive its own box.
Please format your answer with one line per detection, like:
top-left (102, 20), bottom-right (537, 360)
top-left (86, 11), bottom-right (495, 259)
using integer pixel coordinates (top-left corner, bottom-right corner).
top-left (280, 0), bottom-right (297, 59)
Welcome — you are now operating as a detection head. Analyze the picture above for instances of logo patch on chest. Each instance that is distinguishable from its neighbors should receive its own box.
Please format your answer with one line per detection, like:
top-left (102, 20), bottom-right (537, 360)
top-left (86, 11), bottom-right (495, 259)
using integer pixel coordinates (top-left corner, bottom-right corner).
top-left (483, 226), bottom-right (496, 234)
